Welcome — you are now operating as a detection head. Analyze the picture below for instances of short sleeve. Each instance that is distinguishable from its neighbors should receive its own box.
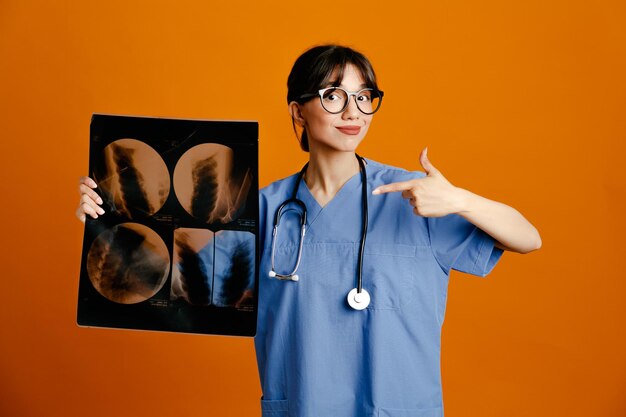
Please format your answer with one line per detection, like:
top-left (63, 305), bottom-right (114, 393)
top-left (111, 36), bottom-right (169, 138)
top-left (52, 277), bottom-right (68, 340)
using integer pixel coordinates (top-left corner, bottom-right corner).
top-left (427, 214), bottom-right (504, 277)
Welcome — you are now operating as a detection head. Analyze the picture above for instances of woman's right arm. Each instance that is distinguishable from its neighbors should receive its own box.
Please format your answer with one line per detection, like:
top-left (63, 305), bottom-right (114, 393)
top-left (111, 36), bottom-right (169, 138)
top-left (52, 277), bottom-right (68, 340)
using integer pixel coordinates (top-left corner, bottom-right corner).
top-left (76, 176), bottom-right (105, 222)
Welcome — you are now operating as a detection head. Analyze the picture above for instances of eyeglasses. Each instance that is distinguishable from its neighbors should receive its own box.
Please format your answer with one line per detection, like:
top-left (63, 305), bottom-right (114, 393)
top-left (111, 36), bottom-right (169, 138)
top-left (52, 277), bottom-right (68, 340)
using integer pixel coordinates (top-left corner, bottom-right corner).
top-left (299, 87), bottom-right (384, 115)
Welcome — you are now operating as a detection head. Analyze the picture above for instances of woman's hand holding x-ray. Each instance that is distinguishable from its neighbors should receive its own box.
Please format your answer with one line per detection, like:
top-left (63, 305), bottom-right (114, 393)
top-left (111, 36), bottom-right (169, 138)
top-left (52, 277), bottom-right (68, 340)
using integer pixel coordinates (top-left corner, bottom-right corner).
top-left (76, 176), bottom-right (105, 222)
top-left (372, 148), bottom-right (465, 218)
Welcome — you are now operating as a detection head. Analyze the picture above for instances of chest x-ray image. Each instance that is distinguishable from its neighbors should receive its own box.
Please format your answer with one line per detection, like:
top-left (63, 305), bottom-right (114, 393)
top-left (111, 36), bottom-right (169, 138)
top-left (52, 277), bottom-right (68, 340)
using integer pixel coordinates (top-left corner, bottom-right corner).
top-left (173, 143), bottom-right (253, 224)
top-left (171, 229), bottom-right (255, 308)
top-left (87, 222), bottom-right (170, 304)
top-left (94, 138), bottom-right (170, 219)
top-left (77, 114), bottom-right (259, 336)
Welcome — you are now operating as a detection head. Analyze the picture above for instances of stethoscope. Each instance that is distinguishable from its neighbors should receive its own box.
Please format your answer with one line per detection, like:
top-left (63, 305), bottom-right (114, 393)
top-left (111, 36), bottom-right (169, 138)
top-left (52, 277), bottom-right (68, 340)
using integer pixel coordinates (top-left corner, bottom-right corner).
top-left (268, 154), bottom-right (370, 310)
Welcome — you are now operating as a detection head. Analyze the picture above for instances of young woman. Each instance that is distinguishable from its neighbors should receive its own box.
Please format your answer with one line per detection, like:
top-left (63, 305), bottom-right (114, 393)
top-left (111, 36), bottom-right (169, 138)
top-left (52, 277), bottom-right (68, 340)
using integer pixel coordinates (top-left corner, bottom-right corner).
top-left (77, 45), bottom-right (541, 417)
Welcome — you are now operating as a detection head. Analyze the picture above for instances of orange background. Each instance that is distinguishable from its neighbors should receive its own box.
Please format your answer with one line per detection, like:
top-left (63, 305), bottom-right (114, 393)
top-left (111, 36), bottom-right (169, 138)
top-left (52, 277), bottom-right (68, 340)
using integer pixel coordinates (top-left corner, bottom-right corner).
top-left (1, 1), bottom-right (624, 416)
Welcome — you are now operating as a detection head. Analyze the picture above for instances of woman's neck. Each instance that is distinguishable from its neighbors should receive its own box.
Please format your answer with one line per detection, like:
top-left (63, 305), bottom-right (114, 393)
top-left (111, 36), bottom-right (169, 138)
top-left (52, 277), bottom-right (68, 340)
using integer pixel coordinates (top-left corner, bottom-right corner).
top-left (304, 149), bottom-right (360, 207)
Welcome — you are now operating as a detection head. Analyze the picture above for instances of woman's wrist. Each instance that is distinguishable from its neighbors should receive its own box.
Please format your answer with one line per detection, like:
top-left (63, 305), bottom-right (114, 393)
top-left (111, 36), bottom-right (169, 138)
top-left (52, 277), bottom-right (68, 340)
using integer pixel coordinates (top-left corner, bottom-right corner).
top-left (452, 186), bottom-right (473, 215)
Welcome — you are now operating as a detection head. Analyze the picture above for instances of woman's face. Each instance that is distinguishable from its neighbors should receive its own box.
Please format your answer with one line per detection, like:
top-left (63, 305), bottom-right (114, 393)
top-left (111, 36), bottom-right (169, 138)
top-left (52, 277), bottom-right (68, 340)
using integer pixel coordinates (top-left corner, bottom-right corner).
top-left (297, 64), bottom-right (374, 154)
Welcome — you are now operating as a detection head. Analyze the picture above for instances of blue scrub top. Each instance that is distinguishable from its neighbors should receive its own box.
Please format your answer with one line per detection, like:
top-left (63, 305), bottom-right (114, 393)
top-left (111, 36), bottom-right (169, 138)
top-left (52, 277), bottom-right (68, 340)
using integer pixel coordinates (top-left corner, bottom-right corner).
top-left (255, 159), bottom-right (504, 417)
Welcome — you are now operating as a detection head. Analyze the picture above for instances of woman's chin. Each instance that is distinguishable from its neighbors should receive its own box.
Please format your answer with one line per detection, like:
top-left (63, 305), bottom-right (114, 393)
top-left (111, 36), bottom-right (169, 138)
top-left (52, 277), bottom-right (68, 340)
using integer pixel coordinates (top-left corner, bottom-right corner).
top-left (310, 137), bottom-right (365, 154)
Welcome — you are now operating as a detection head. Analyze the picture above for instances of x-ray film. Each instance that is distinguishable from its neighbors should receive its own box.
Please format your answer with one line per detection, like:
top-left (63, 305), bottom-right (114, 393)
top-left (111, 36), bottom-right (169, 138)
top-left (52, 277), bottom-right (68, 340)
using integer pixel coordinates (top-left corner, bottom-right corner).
top-left (77, 114), bottom-right (258, 336)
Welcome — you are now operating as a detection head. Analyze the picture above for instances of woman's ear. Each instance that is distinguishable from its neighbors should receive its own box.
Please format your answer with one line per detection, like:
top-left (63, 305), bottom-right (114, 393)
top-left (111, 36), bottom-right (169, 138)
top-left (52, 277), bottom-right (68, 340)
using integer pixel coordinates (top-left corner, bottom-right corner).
top-left (289, 101), bottom-right (305, 126)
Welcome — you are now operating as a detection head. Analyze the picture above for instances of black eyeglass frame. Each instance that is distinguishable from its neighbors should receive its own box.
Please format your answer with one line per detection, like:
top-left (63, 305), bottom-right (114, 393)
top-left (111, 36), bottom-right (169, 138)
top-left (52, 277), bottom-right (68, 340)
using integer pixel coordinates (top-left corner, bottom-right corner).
top-left (298, 87), bottom-right (384, 115)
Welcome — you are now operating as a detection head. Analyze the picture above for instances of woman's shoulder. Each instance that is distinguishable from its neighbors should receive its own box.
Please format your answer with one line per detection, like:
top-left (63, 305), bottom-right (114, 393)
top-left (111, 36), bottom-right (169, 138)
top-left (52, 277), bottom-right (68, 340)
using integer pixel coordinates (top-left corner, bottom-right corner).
top-left (259, 172), bottom-right (300, 201)
top-left (364, 158), bottom-right (427, 184)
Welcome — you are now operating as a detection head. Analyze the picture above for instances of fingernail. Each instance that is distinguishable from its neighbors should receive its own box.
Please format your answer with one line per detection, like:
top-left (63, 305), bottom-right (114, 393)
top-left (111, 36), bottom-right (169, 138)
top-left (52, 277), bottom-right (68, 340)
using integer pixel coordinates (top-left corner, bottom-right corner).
top-left (372, 188), bottom-right (380, 195)
top-left (97, 197), bottom-right (103, 205)
top-left (97, 207), bottom-right (105, 215)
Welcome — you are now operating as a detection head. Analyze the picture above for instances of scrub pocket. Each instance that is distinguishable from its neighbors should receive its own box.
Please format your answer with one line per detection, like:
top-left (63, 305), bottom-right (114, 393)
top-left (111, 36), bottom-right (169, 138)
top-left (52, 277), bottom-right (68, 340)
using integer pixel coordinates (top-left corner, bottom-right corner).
top-left (363, 243), bottom-right (417, 310)
top-left (378, 406), bottom-right (443, 417)
top-left (261, 398), bottom-right (289, 417)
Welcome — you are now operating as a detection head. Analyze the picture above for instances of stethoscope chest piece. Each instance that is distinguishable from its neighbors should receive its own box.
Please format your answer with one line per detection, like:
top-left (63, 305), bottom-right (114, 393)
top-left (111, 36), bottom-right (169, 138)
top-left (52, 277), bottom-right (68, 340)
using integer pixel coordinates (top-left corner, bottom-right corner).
top-left (347, 288), bottom-right (370, 310)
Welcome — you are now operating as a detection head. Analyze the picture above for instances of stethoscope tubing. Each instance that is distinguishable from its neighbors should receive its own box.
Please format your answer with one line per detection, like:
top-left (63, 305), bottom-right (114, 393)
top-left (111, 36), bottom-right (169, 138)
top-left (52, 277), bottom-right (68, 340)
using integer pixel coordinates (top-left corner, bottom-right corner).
top-left (355, 155), bottom-right (368, 293)
top-left (269, 203), bottom-right (306, 281)
top-left (269, 154), bottom-right (369, 304)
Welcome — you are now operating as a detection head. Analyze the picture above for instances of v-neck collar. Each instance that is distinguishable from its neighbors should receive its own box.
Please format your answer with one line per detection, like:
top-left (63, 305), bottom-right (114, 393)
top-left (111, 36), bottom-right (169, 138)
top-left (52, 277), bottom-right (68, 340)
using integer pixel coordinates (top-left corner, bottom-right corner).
top-left (296, 163), bottom-right (365, 229)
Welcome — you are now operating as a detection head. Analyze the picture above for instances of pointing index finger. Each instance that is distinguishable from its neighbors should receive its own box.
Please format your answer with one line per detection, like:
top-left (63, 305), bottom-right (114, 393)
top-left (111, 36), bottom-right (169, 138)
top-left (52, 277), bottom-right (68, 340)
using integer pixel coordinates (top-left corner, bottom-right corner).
top-left (372, 180), bottom-right (414, 195)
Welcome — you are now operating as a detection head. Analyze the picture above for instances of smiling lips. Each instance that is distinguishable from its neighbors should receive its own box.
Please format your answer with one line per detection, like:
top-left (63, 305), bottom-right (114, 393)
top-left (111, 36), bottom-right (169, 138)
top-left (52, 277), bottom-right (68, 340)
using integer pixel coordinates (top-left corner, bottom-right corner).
top-left (336, 126), bottom-right (361, 135)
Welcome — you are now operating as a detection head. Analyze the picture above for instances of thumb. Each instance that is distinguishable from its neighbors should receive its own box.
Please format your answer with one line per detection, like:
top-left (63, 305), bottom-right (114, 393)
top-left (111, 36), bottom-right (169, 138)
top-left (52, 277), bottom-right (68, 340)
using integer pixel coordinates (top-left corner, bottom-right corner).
top-left (420, 147), bottom-right (440, 176)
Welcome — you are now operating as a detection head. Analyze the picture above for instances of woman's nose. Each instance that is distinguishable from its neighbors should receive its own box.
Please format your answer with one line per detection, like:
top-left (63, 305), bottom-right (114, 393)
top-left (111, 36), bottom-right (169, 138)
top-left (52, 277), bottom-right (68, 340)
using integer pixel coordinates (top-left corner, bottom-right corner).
top-left (342, 96), bottom-right (360, 119)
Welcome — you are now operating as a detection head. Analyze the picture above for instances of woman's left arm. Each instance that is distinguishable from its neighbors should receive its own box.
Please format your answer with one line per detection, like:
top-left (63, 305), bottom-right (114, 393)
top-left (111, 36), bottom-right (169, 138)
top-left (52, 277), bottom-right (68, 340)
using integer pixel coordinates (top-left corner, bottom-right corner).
top-left (372, 148), bottom-right (542, 254)
top-left (453, 188), bottom-right (542, 253)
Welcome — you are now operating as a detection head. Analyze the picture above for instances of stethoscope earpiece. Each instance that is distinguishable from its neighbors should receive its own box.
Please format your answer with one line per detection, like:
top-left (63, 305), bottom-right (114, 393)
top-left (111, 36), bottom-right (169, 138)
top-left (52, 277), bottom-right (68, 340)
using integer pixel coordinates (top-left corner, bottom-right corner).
top-left (269, 270), bottom-right (300, 282)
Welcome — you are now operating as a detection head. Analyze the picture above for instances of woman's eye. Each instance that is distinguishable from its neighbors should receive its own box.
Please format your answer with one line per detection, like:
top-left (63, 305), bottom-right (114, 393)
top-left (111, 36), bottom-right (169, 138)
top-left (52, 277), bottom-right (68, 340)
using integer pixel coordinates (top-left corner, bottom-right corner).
top-left (357, 95), bottom-right (371, 102)
top-left (324, 93), bottom-right (342, 101)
